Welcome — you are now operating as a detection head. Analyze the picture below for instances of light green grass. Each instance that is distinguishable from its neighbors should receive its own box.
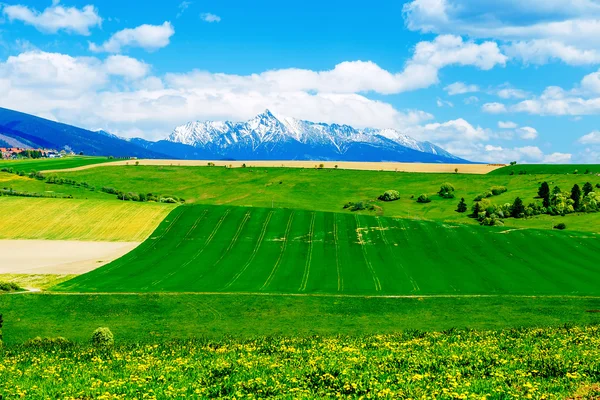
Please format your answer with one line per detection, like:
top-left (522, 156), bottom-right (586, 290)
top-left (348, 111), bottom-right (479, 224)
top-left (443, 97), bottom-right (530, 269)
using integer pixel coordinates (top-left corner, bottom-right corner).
top-left (0, 274), bottom-right (75, 290)
top-left (52, 165), bottom-right (600, 232)
top-left (0, 197), bottom-right (175, 241)
top-left (53, 204), bottom-right (600, 295)
top-left (1, 294), bottom-right (600, 345)
top-left (0, 156), bottom-right (113, 172)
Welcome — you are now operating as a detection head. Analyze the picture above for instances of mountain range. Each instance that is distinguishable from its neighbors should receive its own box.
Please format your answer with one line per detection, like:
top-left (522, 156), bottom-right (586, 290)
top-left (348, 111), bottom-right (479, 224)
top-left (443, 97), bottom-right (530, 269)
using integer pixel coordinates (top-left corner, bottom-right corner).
top-left (0, 107), bottom-right (470, 163)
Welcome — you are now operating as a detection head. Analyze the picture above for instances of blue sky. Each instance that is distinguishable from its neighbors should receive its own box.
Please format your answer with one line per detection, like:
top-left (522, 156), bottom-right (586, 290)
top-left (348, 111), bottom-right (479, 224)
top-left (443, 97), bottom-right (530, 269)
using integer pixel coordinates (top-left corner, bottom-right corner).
top-left (0, 0), bottom-right (599, 163)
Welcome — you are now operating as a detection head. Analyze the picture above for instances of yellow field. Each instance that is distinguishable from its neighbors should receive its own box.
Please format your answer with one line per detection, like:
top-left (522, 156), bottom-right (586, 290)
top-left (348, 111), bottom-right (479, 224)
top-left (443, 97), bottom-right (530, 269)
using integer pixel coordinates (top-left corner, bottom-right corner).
top-left (43, 159), bottom-right (504, 174)
top-left (0, 197), bottom-right (175, 241)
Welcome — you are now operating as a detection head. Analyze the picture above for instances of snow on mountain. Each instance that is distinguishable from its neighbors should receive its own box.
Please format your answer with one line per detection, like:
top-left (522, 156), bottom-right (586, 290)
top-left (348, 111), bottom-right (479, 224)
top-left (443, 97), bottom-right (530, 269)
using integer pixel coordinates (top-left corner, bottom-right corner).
top-left (165, 110), bottom-right (467, 162)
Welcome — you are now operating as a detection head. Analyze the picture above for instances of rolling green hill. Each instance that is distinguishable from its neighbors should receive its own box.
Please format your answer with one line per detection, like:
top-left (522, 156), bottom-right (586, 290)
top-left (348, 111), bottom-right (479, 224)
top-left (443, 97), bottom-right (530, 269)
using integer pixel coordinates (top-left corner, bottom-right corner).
top-left (489, 164), bottom-right (600, 175)
top-left (54, 204), bottom-right (600, 295)
top-left (46, 165), bottom-right (600, 232)
top-left (0, 156), bottom-right (114, 171)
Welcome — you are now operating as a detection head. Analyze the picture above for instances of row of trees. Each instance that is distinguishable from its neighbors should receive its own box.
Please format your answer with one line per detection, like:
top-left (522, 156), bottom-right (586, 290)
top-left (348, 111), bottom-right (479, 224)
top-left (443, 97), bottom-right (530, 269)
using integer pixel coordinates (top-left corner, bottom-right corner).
top-left (464, 181), bottom-right (598, 226)
top-left (101, 187), bottom-right (185, 204)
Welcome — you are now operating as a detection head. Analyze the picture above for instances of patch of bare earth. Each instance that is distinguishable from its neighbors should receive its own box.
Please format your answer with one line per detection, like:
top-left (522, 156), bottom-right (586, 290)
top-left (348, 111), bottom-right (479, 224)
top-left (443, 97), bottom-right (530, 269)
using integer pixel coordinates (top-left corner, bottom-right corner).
top-left (0, 240), bottom-right (139, 275)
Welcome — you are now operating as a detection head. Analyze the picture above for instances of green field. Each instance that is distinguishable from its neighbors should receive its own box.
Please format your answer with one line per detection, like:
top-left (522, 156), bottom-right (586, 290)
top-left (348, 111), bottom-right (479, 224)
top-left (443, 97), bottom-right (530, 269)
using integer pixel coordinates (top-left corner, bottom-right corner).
top-left (490, 163), bottom-right (600, 175)
top-left (54, 204), bottom-right (600, 295)
top-left (0, 197), bottom-right (175, 241)
top-left (0, 156), bottom-right (114, 171)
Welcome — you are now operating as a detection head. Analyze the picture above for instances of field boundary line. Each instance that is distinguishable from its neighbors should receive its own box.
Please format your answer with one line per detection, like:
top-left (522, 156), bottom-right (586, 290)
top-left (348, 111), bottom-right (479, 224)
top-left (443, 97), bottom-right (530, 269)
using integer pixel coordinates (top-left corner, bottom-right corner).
top-left (260, 212), bottom-right (295, 291)
top-left (299, 212), bottom-right (316, 291)
top-left (223, 211), bottom-right (274, 289)
top-left (211, 211), bottom-right (251, 267)
top-left (355, 215), bottom-right (382, 292)
top-left (26, 292), bottom-right (600, 299)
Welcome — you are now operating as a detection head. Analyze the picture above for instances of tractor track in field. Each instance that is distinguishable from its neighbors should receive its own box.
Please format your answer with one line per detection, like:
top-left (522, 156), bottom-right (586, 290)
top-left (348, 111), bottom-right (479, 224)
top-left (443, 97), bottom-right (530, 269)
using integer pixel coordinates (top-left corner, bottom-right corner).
top-left (223, 211), bottom-right (274, 289)
top-left (299, 212), bottom-right (316, 292)
top-left (211, 211), bottom-right (251, 268)
top-left (260, 212), bottom-right (295, 291)
top-left (333, 214), bottom-right (343, 292)
top-left (355, 215), bottom-right (382, 292)
top-left (148, 209), bottom-right (232, 288)
top-left (378, 217), bottom-right (420, 293)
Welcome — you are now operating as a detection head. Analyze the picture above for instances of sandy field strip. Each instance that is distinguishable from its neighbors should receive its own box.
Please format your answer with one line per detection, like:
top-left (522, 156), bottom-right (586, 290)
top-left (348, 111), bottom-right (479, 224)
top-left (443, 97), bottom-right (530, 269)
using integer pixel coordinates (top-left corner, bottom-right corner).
top-left (43, 159), bottom-right (505, 174)
top-left (0, 240), bottom-right (139, 274)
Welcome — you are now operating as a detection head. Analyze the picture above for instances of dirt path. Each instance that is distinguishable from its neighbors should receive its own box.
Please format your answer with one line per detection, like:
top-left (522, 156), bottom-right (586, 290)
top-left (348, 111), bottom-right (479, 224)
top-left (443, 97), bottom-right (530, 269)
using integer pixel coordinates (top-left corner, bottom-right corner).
top-left (43, 159), bottom-right (504, 174)
top-left (0, 240), bottom-right (140, 274)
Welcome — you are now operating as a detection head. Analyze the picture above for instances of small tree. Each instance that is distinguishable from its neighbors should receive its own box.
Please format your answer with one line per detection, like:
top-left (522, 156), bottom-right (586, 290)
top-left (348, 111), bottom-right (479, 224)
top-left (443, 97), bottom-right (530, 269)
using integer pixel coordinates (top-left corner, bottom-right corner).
top-left (378, 190), bottom-right (400, 202)
top-left (454, 168), bottom-right (458, 174)
top-left (510, 161), bottom-right (517, 166)
top-left (571, 184), bottom-right (582, 210)
top-left (438, 182), bottom-right (455, 199)
top-left (583, 182), bottom-right (594, 196)
top-left (456, 197), bottom-right (467, 213)
top-left (511, 197), bottom-right (525, 218)
top-left (538, 181), bottom-right (550, 208)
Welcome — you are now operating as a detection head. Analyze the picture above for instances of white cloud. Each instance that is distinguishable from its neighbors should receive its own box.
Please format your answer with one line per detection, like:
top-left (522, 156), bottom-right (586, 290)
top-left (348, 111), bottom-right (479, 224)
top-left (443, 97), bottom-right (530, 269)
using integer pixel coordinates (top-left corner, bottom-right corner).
top-left (2, 2), bottom-right (102, 35)
top-left (177, 1), bottom-right (192, 18)
top-left (444, 81), bottom-right (479, 95)
top-left (518, 126), bottom-right (538, 140)
top-left (436, 98), bottom-right (453, 107)
top-left (463, 95), bottom-right (478, 104)
top-left (89, 21), bottom-right (175, 53)
top-left (482, 102), bottom-right (507, 113)
top-left (581, 69), bottom-right (600, 93)
top-left (200, 13), bottom-right (221, 23)
top-left (578, 131), bottom-right (600, 144)
top-left (408, 118), bottom-right (490, 142)
top-left (498, 121), bottom-right (518, 129)
top-left (497, 88), bottom-right (528, 99)
top-left (403, 0), bottom-right (600, 66)
top-left (543, 152), bottom-right (572, 163)
top-left (103, 55), bottom-right (150, 80)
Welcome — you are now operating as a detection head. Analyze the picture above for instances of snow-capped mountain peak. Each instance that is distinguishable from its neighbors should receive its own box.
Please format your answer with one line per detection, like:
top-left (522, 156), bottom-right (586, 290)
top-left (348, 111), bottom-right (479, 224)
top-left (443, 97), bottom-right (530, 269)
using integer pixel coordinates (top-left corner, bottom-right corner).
top-left (165, 111), bottom-right (465, 163)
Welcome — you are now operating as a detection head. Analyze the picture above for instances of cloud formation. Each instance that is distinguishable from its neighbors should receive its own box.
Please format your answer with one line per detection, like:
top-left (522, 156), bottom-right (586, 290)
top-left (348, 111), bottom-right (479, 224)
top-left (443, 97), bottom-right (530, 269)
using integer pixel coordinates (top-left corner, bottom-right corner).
top-left (2, 2), bottom-right (102, 35)
top-left (89, 22), bottom-right (175, 53)
top-left (200, 13), bottom-right (221, 23)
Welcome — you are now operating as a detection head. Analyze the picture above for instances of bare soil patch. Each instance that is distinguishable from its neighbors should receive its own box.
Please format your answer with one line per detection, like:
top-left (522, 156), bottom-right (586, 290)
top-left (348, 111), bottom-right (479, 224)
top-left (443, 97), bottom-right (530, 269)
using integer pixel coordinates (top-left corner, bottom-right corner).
top-left (0, 240), bottom-right (139, 274)
top-left (44, 159), bottom-right (504, 174)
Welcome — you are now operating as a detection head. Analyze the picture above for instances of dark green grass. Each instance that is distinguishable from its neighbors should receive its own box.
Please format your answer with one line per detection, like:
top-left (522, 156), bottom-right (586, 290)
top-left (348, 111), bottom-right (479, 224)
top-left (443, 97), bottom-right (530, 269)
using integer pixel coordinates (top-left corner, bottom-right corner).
top-left (49, 165), bottom-right (600, 232)
top-left (0, 156), bottom-right (113, 171)
top-left (489, 163), bottom-right (600, 175)
top-left (1, 293), bottom-right (599, 344)
top-left (53, 204), bottom-right (600, 295)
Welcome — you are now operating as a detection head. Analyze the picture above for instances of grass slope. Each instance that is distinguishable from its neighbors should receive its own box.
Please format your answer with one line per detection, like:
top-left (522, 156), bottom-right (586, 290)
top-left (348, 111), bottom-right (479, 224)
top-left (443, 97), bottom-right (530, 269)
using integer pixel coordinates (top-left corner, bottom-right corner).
top-left (1, 294), bottom-right (599, 344)
top-left (52, 165), bottom-right (600, 232)
top-left (0, 156), bottom-right (113, 171)
top-left (0, 197), bottom-right (175, 241)
top-left (54, 204), bottom-right (600, 295)
top-left (490, 164), bottom-right (600, 175)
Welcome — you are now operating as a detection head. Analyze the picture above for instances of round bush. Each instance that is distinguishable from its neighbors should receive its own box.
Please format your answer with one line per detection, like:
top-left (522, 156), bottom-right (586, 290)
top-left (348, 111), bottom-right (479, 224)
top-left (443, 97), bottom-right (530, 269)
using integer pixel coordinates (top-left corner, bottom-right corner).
top-left (91, 327), bottom-right (114, 348)
top-left (416, 194), bottom-right (431, 203)
top-left (378, 190), bottom-right (400, 202)
top-left (553, 223), bottom-right (567, 230)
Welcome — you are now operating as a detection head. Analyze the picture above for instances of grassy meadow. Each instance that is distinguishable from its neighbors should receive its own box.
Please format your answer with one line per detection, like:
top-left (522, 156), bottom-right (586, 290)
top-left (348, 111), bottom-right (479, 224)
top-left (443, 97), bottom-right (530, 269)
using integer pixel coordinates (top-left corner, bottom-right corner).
top-left (0, 197), bottom-right (175, 241)
top-left (489, 163), bottom-right (600, 175)
top-left (0, 156), bottom-right (114, 172)
top-left (54, 204), bottom-right (600, 295)
top-left (2, 326), bottom-right (600, 399)
top-left (46, 165), bottom-right (600, 232)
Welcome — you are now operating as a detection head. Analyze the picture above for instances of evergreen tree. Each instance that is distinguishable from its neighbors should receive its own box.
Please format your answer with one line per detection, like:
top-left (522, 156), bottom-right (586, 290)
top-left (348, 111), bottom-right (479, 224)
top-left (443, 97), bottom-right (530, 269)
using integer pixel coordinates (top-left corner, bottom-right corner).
top-left (571, 184), bottom-right (582, 210)
top-left (583, 182), bottom-right (594, 196)
top-left (538, 182), bottom-right (550, 198)
top-left (456, 197), bottom-right (467, 213)
top-left (538, 181), bottom-right (550, 208)
top-left (511, 197), bottom-right (525, 218)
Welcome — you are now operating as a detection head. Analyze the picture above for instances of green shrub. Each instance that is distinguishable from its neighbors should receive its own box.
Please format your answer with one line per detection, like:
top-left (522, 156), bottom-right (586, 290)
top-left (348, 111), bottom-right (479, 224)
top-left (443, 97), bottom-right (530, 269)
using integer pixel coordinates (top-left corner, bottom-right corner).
top-left (438, 183), bottom-right (455, 199)
top-left (91, 327), bottom-right (114, 348)
top-left (554, 223), bottom-right (567, 230)
top-left (490, 186), bottom-right (507, 196)
top-left (0, 281), bottom-right (23, 292)
top-left (24, 336), bottom-right (72, 348)
top-left (378, 190), bottom-right (400, 202)
top-left (416, 194), bottom-right (431, 203)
